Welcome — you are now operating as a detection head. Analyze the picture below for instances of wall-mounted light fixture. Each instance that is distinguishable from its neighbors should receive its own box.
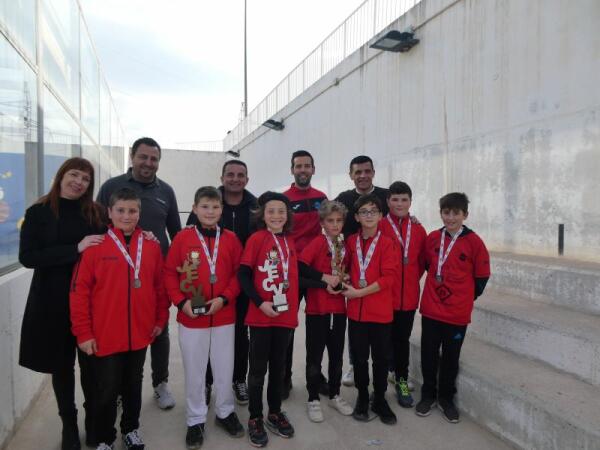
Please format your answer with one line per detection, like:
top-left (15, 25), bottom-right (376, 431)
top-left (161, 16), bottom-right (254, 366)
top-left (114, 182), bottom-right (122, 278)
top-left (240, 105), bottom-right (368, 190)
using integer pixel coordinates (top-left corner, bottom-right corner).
top-left (370, 30), bottom-right (419, 53)
top-left (262, 119), bottom-right (285, 131)
top-left (226, 150), bottom-right (240, 157)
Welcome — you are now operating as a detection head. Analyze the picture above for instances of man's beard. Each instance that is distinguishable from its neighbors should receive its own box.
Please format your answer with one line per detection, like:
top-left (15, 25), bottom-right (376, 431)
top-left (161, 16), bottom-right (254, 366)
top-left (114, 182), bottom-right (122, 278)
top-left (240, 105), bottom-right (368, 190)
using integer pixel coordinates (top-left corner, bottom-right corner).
top-left (295, 174), bottom-right (311, 187)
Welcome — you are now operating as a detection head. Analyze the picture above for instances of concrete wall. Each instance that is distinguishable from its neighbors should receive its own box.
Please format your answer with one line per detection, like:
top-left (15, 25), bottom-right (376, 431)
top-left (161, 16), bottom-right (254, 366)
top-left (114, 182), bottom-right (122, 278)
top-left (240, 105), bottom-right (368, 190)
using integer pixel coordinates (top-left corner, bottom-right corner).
top-left (158, 149), bottom-right (227, 221)
top-left (230, 0), bottom-right (600, 262)
top-left (0, 268), bottom-right (46, 448)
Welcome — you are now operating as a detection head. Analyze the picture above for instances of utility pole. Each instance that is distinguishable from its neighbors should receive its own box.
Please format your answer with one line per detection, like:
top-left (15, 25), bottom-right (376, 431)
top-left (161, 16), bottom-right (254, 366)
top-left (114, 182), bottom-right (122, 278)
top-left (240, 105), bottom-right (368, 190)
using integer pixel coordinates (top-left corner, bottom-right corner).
top-left (243, 0), bottom-right (248, 117)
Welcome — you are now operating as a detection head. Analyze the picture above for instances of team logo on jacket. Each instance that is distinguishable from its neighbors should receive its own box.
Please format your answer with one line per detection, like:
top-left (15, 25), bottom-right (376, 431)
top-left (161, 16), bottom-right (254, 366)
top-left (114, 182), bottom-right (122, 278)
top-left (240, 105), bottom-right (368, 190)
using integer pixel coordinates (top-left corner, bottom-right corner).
top-left (258, 247), bottom-right (284, 296)
top-left (266, 247), bottom-right (280, 265)
top-left (434, 284), bottom-right (452, 302)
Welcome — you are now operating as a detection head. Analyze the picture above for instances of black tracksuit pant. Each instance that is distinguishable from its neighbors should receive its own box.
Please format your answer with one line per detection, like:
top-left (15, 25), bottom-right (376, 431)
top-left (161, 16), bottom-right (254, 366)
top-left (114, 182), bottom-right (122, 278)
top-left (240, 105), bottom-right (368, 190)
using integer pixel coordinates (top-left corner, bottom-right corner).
top-left (94, 348), bottom-right (147, 445)
top-left (420, 316), bottom-right (467, 401)
top-left (248, 326), bottom-right (292, 419)
top-left (305, 313), bottom-right (346, 401)
top-left (391, 309), bottom-right (416, 380)
top-left (348, 319), bottom-right (391, 402)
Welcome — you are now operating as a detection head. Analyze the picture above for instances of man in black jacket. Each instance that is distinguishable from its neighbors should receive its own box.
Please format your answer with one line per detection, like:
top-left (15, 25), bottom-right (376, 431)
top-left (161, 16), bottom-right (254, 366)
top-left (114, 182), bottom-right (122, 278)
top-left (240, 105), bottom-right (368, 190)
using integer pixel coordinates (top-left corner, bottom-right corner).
top-left (187, 160), bottom-right (257, 404)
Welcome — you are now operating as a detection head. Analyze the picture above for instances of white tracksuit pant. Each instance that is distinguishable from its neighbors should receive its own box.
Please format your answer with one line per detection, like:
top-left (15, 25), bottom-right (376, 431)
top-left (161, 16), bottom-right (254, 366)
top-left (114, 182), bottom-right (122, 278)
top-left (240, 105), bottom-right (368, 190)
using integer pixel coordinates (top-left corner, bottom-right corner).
top-left (178, 323), bottom-right (235, 425)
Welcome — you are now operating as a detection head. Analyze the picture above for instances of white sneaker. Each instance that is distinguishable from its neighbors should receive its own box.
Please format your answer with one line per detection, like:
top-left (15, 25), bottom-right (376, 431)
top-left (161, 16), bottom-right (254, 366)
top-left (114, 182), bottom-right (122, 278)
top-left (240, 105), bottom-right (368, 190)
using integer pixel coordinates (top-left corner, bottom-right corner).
top-left (328, 395), bottom-right (353, 416)
top-left (154, 381), bottom-right (176, 409)
top-left (342, 366), bottom-right (354, 387)
top-left (307, 400), bottom-right (324, 422)
top-left (123, 429), bottom-right (144, 449)
top-left (96, 443), bottom-right (113, 450)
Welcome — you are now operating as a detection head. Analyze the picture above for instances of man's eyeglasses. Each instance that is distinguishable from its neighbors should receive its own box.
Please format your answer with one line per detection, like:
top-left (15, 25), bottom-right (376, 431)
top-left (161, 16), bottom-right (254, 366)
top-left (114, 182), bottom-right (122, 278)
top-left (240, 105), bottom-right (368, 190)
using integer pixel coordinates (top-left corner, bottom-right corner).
top-left (357, 208), bottom-right (380, 217)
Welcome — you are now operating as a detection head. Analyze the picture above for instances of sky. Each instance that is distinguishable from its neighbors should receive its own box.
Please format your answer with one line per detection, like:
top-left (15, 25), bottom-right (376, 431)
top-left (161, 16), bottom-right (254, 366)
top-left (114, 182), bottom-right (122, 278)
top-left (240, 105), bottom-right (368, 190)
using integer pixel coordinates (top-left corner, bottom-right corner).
top-left (80, 0), bottom-right (365, 149)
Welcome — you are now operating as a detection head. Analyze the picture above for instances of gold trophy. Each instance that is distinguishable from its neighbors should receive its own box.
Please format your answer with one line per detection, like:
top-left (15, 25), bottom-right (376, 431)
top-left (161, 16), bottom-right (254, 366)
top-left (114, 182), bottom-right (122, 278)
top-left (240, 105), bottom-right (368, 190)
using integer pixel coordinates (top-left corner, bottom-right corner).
top-left (331, 235), bottom-right (346, 291)
top-left (177, 252), bottom-right (208, 315)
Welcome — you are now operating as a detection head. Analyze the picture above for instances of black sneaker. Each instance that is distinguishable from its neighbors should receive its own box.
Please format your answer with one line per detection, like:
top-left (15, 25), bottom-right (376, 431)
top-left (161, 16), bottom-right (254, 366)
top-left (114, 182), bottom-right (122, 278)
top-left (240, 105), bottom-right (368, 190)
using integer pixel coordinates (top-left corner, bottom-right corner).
top-left (415, 397), bottom-right (436, 417)
top-left (394, 377), bottom-right (414, 408)
top-left (352, 396), bottom-right (369, 422)
top-left (371, 398), bottom-right (397, 425)
top-left (265, 412), bottom-right (294, 438)
top-left (205, 384), bottom-right (212, 406)
top-left (281, 379), bottom-right (292, 400)
top-left (318, 373), bottom-right (329, 397)
top-left (438, 398), bottom-right (460, 423)
top-left (248, 418), bottom-right (268, 448)
top-left (122, 429), bottom-right (144, 450)
top-left (216, 412), bottom-right (244, 438)
top-left (185, 424), bottom-right (204, 449)
top-left (233, 381), bottom-right (249, 405)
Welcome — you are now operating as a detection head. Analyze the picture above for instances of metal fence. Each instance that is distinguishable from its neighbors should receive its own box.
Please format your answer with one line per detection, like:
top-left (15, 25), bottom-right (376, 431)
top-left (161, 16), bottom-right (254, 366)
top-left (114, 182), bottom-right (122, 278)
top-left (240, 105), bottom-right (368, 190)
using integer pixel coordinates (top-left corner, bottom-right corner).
top-left (224, 0), bottom-right (421, 151)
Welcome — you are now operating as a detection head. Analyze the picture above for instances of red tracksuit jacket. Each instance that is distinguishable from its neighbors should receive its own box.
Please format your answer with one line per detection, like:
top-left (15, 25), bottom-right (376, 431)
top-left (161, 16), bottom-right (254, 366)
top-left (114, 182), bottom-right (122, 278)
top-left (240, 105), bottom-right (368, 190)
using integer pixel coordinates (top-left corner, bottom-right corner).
top-left (299, 234), bottom-right (348, 315)
top-left (283, 184), bottom-right (327, 250)
top-left (70, 226), bottom-right (169, 357)
top-left (241, 229), bottom-right (299, 329)
top-left (346, 231), bottom-right (398, 323)
top-left (379, 214), bottom-right (427, 311)
top-left (420, 226), bottom-right (491, 326)
top-left (164, 226), bottom-right (242, 328)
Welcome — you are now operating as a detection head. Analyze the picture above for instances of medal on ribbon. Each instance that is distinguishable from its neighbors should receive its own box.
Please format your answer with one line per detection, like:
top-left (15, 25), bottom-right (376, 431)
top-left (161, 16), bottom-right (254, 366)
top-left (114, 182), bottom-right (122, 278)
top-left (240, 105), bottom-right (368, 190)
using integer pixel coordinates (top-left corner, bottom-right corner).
top-left (108, 229), bottom-right (143, 289)
top-left (270, 232), bottom-right (290, 291)
top-left (436, 227), bottom-right (463, 284)
top-left (195, 226), bottom-right (220, 284)
top-left (356, 231), bottom-right (381, 289)
top-left (386, 214), bottom-right (411, 265)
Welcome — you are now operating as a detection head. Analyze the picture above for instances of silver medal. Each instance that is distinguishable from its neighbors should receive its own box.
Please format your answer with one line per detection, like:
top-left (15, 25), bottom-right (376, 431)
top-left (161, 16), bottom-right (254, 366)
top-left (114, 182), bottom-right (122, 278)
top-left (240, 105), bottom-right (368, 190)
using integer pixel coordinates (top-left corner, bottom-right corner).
top-left (210, 274), bottom-right (217, 284)
top-left (403, 256), bottom-right (409, 265)
top-left (282, 279), bottom-right (290, 289)
top-left (359, 278), bottom-right (367, 288)
top-left (435, 275), bottom-right (443, 283)
top-left (134, 278), bottom-right (141, 289)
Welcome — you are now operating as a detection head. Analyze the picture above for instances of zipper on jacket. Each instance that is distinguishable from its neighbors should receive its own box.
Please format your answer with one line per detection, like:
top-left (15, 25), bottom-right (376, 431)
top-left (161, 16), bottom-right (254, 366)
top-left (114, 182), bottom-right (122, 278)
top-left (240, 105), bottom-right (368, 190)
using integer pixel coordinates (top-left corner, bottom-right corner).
top-left (400, 258), bottom-right (405, 310)
top-left (358, 297), bottom-right (364, 322)
top-left (127, 241), bottom-right (133, 351)
top-left (209, 235), bottom-right (214, 328)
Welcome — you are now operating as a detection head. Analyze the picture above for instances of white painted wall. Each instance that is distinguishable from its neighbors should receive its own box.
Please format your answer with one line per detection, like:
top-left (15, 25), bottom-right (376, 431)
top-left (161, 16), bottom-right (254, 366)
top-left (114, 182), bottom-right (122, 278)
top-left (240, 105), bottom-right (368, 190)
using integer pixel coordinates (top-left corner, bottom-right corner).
top-left (229, 0), bottom-right (600, 262)
top-left (0, 268), bottom-right (46, 447)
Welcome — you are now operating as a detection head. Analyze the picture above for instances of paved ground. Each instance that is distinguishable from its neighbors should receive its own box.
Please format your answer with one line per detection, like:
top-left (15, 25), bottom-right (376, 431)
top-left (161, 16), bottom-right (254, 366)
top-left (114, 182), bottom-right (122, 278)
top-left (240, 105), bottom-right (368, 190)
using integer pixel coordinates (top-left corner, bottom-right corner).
top-left (7, 312), bottom-right (512, 450)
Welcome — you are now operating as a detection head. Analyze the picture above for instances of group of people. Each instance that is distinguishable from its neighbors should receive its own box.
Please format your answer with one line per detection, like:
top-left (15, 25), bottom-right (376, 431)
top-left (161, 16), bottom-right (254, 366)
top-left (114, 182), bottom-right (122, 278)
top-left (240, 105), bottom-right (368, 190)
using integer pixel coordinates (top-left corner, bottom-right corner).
top-left (18, 137), bottom-right (491, 450)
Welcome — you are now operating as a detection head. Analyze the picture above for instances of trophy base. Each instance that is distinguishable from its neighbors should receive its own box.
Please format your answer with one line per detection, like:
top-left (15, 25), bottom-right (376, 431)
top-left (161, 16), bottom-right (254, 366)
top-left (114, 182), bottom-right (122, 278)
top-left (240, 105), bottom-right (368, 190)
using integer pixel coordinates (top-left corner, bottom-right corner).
top-left (192, 305), bottom-right (208, 315)
top-left (273, 304), bottom-right (289, 312)
top-left (334, 283), bottom-right (344, 292)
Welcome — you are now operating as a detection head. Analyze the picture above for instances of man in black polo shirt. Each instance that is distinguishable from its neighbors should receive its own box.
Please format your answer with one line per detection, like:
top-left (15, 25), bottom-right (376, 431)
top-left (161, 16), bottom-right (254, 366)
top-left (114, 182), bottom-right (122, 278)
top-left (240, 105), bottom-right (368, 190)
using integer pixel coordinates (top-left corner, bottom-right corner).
top-left (97, 137), bottom-right (181, 410)
top-left (186, 160), bottom-right (257, 405)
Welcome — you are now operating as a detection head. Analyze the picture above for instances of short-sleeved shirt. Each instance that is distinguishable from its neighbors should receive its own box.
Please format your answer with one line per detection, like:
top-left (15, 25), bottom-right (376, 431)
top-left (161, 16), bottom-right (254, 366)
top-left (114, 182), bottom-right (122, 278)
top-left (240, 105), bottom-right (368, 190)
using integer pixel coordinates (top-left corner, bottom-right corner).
top-left (241, 229), bottom-right (299, 328)
top-left (420, 227), bottom-right (491, 326)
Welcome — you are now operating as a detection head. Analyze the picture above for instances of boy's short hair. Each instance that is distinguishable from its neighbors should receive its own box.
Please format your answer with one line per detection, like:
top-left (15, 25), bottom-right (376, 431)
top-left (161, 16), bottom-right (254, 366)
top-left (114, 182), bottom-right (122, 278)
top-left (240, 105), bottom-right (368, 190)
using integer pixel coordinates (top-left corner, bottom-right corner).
top-left (108, 187), bottom-right (141, 209)
top-left (194, 186), bottom-right (222, 205)
top-left (222, 159), bottom-right (247, 175)
top-left (291, 150), bottom-right (314, 168)
top-left (318, 200), bottom-right (347, 221)
top-left (349, 155), bottom-right (373, 172)
top-left (387, 181), bottom-right (412, 199)
top-left (354, 193), bottom-right (382, 213)
top-left (439, 192), bottom-right (469, 214)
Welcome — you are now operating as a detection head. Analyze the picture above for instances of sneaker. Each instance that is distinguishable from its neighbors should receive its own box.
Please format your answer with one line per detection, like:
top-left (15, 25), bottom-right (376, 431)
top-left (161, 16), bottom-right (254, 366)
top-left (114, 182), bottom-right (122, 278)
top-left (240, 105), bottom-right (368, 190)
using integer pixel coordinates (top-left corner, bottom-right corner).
top-left (438, 398), bottom-right (460, 423)
top-left (153, 382), bottom-right (175, 410)
top-left (233, 381), bottom-right (249, 405)
top-left (342, 366), bottom-right (354, 387)
top-left (415, 397), bottom-right (436, 417)
top-left (185, 424), bottom-right (204, 449)
top-left (122, 429), bottom-right (144, 450)
top-left (352, 396), bottom-right (369, 422)
top-left (318, 374), bottom-right (329, 396)
top-left (96, 444), bottom-right (113, 450)
top-left (216, 412), bottom-right (245, 437)
top-left (205, 384), bottom-right (212, 406)
top-left (371, 398), bottom-right (397, 425)
top-left (307, 400), bottom-right (324, 422)
top-left (328, 395), bottom-right (353, 416)
top-left (394, 377), bottom-right (414, 408)
top-left (265, 412), bottom-right (294, 438)
top-left (281, 379), bottom-right (292, 400)
top-left (248, 418), bottom-right (268, 448)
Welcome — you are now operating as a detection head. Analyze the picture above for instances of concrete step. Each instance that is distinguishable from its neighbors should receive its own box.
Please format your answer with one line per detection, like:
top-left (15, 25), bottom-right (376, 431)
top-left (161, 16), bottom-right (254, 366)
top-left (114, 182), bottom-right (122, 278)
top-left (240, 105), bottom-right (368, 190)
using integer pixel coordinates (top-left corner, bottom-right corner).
top-left (470, 291), bottom-right (600, 386)
top-left (489, 251), bottom-right (600, 315)
top-left (409, 315), bottom-right (600, 450)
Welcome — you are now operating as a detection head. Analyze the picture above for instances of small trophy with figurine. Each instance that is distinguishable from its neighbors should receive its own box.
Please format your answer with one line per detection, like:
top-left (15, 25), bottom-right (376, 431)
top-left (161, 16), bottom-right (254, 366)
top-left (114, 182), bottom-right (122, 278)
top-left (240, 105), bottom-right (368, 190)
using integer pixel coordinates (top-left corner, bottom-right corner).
top-left (331, 234), bottom-right (346, 291)
top-left (177, 252), bottom-right (208, 315)
top-left (272, 289), bottom-right (289, 312)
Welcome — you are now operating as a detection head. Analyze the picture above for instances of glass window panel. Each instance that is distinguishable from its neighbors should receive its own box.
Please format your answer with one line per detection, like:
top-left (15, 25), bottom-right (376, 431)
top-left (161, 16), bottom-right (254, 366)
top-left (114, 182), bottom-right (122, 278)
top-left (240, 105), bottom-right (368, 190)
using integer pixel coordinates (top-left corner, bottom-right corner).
top-left (0, 34), bottom-right (37, 269)
top-left (80, 22), bottom-right (99, 143)
top-left (40, 0), bottom-right (79, 114)
top-left (99, 80), bottom-right (110, 146)
top-left (0, 0), bottom-right (36, 61)
top-left (43, 87), bottom-right (80, 191)
top-left (80, 132), bottom-right (99, 196)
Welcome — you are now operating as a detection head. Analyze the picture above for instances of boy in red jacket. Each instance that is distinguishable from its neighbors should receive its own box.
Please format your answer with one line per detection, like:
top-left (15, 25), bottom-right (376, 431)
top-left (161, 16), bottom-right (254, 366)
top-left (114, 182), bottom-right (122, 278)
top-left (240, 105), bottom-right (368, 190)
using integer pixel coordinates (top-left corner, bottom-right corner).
top-left (416, 192), bottom-right (490, 423)
top-left (70, 188), bottom-right (169, 450)
top-left (299, 200), bottom-right (354, 423)
top-left (164, 186), bottom-right (244, 449)
top-left (379, 181), bottom-right (427, 408)
top-left (342, 194), bottom-right (399, 425)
